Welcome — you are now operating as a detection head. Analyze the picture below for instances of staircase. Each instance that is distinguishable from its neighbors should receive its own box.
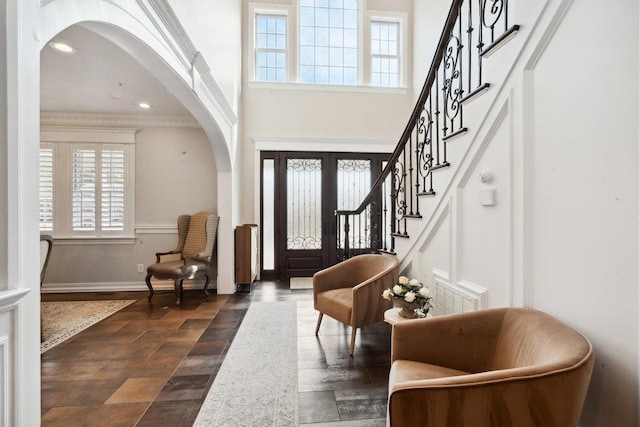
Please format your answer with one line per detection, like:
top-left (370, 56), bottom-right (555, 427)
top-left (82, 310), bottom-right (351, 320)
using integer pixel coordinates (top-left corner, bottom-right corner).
top-left (336, 0), bottom-right (519, 262)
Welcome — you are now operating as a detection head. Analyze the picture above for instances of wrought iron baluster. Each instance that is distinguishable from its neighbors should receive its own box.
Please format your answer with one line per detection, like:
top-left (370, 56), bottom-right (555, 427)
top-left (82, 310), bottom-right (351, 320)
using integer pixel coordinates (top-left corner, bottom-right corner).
top-left (408, 135), bottom-right (414, 216)
top-left (467, 0), bottom-right (473, 93)
top-left (477, 0), bottom-right (485, 87)
top-left (435, 73), bottom-right (441, 166)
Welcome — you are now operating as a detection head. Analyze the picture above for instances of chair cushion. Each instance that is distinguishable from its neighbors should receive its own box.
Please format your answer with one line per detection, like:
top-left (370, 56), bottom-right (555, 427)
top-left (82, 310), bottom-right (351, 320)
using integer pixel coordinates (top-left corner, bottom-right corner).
top-left (147, 259), bottom-right (209, 278)
top-left (316, 288), bottom-right (353, 324)
top-left (390, 360), bottom-right (469, 385)
top-left (183, 212), bottom-right (210, 256)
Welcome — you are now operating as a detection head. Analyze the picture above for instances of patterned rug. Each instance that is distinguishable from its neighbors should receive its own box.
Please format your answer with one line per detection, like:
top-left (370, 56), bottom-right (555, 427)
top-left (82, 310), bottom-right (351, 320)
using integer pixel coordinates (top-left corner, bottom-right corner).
top-left (41, 300), bottom-right (136, 353)
top-left (194, 301), bottom-right (298, 426)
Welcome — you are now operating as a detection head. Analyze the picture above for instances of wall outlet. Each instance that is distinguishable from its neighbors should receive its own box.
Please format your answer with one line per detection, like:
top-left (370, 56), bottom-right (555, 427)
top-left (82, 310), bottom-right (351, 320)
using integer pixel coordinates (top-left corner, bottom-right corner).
top-left (137, 264), bottom-right (145, 273)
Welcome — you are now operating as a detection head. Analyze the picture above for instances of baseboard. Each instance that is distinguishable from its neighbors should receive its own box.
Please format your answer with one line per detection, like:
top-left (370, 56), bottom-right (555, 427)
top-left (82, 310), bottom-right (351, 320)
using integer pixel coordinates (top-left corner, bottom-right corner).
top-left (41, 279), bottom-right (216, 293)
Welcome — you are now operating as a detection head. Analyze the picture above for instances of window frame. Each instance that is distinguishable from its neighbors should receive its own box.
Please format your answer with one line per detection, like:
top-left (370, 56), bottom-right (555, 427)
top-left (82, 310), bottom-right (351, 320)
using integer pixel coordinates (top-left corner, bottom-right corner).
top-left (40, 128), bottom-right (136, 241)
top-left (255, 13), bottom-right (289, 82)
top-left (247, 1), bottom-right (408, 92)
top-left (248, 4), bottom-right (293, 83)
top-left (298, 0), bottom-right (362, 86)
top-left (365, 11), bottom-right (406, 88)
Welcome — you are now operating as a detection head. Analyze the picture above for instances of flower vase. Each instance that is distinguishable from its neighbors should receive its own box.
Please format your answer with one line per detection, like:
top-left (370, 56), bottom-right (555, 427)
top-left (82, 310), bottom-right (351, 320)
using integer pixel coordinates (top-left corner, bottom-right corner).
top-left (395, 300), bottom-right (420, 319)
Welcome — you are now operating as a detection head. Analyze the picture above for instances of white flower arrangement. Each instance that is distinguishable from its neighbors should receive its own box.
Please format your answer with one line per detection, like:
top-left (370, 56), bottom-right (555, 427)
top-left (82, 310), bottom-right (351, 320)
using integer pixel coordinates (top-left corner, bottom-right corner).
top-left (382, 276), bottom-right (433, 317)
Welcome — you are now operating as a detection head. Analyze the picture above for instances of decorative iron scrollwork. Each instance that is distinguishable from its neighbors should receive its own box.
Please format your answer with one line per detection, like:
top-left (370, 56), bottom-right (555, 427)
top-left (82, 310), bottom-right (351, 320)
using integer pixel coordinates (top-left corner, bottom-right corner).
top-left (443, 35), bottom-right (463, 123)
top-left (482, 0), bottom-right (504, 29)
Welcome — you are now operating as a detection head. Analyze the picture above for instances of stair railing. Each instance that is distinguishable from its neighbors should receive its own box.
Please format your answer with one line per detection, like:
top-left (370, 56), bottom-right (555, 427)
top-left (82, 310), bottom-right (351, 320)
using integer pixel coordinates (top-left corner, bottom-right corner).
top-left (335, 0), bottom-right (518, 261)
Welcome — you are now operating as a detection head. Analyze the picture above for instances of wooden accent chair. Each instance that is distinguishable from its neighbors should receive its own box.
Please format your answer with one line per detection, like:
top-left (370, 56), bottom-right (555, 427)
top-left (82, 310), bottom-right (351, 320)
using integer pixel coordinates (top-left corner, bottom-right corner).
top-left (40, 234), bottom-right (53, 287)
top-left (146, 212), bottom-right (219, 306)
top-left (388, 307), bottom-right (594, 426)
top-left (40, 234), bottom-right (54, 342)
top-left (313, 253), bottom-right (400, 355)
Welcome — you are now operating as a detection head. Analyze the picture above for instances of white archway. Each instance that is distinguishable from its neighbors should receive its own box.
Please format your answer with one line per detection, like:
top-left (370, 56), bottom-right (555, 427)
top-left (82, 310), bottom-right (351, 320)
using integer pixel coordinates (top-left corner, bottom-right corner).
top-left (1, 1), bottom-right (237, 423)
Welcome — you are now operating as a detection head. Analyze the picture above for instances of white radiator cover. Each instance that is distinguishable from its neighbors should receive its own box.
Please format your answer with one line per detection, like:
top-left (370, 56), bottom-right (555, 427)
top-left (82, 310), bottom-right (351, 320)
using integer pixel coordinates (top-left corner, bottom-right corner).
top-left (432, 269), bottom-right (488, 316)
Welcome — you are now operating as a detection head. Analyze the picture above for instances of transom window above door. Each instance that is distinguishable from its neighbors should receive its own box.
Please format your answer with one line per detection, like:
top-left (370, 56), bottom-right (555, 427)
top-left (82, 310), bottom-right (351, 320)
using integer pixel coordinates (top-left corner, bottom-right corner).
top-left (248, 1), bottom-right (407, 89)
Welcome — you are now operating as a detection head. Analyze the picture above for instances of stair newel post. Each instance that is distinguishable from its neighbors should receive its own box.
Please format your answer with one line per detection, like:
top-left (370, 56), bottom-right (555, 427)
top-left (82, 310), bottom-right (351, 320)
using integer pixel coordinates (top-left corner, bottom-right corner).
top-left (336, 210), bottom-right (343, 261)
top-left (382, 178), bottom-right (388, 251)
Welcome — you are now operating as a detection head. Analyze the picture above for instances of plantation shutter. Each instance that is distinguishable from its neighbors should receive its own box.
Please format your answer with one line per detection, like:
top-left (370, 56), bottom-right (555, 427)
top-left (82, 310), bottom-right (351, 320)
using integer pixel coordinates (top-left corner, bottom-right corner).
top-left (39, 146), bottom-right (54, 231)
top-left (72, 148), bottom-right (97, 231)
top-left (101, 149), bottom-right (125, 231)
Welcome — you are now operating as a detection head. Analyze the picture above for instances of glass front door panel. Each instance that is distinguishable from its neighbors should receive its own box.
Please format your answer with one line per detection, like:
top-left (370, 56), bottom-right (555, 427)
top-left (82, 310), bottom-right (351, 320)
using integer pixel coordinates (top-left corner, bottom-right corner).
top-left (286, 158), bottom-right (322, 250)
top-left (262, 159), bottom-right (275, 270)
top-left (337, 159), bottom-right (371, 250)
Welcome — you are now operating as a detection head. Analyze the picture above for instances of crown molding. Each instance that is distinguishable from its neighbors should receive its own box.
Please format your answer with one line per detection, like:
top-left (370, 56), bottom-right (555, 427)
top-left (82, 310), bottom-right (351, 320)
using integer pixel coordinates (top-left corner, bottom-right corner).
top-left (41, 112), bottom-right (200, 128)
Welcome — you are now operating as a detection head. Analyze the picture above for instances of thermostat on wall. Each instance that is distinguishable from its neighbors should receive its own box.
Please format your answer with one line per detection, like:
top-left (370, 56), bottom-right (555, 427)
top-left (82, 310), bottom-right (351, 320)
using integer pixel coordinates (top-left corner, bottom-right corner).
top-left (480, 188), bottom-right (495, 206)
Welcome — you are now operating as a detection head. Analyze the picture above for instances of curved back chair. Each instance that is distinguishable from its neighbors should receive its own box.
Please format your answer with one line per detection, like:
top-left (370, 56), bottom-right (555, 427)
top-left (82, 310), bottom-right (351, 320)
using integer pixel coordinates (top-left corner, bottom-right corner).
top-left (313, 253), bottom-right (400, 355)
top-left (146, 212), bottom-right (219, 306)
top-left (388, 307), bottom-right (594, 426)
top-left (40, 234), bottom-right (54, 287)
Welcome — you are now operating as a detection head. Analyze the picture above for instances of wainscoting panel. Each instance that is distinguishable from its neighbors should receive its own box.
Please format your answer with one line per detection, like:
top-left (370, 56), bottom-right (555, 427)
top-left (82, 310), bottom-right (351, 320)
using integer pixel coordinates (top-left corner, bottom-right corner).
top-left (0, 336), bottom-right (7, 427)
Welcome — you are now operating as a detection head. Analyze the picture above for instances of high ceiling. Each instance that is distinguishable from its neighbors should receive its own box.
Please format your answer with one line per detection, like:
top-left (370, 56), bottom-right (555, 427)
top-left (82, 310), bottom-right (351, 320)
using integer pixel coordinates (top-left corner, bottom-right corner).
top-left (41, 25), bottom-right (193, 118)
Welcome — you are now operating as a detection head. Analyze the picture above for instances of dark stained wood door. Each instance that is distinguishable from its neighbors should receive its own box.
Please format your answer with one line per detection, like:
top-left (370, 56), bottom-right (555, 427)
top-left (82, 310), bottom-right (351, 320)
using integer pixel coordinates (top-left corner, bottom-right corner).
top-left (260, 151), bottom-right (387, 278)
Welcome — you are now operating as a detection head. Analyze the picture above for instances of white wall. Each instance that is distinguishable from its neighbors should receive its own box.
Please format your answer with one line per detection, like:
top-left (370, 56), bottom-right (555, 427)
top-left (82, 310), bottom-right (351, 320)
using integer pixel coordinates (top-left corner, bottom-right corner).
top-left (239, 0), bottom-right (415, 223)
top-left (406, 0), bottom-right (640, 425)
top-left (169, 0), bottom-right (242, 114)
top-left (528, 1), bottom-right (638, 424)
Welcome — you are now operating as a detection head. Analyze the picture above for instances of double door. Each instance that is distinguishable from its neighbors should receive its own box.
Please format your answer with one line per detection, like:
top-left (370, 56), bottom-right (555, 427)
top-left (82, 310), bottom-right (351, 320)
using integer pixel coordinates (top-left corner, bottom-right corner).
top-left (260, 151), bottom-right (388, 278)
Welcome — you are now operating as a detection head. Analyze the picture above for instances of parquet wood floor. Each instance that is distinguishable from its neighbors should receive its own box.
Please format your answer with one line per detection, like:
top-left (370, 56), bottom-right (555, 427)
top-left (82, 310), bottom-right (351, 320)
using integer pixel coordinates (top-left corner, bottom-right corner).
top-left (41, 280), bottom-right (390, 426)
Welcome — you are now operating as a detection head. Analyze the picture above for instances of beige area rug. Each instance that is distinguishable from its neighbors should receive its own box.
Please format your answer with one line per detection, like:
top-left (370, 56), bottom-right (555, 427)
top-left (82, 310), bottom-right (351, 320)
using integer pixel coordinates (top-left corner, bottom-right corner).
top-left (40, 300), bottom-right (136, 353)
top-left (290, 277), bottom-right (313, 289)
top-left (194, 301), bottom-right (298, 426)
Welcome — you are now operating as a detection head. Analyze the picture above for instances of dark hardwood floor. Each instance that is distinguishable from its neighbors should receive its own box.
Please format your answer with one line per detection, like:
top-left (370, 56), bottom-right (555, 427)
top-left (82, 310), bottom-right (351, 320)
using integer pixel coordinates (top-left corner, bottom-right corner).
top-left (41, 280), bottom-right (391, 426)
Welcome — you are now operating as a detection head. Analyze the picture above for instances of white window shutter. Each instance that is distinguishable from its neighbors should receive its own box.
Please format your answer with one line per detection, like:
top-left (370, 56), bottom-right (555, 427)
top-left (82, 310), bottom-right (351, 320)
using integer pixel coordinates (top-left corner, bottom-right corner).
top-left (39, 146), bottom-right (54, 231)
top-left (101, 149), bottom-right (125, 231)
top-left (71, 148), bottom-right (97, 231)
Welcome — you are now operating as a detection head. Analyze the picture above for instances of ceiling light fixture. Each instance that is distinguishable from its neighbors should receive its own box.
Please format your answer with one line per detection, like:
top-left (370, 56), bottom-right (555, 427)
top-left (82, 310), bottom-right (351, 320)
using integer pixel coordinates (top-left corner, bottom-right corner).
top-left (138, 102), bottom-right (151, 109)
top-left (49, 41), bottom-right (75, 53)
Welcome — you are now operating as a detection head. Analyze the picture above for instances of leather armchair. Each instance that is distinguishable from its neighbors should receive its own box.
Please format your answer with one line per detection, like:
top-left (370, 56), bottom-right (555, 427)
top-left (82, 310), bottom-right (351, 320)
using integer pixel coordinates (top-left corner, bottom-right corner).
top-left (313, 253), bottom-right (400, 355)
top-left (146, 212), bottom-right (219, 306)
top-left (388, 307), bottom-right (594, 426)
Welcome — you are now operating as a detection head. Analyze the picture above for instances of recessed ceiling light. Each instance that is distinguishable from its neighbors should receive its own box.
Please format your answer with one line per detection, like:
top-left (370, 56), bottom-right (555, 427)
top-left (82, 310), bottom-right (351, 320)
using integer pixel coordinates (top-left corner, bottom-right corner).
top-left (49, 41), bottom-right (75, 53)
top-left (138, 102), bottom-right (151, 109)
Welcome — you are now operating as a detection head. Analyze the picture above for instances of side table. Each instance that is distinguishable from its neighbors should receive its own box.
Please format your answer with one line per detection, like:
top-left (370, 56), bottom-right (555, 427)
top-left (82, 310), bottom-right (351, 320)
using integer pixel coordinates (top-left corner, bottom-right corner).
top-left (384, 308), bottom-right (432, 326)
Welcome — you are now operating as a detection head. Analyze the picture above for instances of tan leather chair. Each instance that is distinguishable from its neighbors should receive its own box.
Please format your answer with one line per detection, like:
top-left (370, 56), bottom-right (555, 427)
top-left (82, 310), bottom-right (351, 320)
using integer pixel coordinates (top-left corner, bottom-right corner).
top-left (388, 307), bottom-right (594, 427)
top-left (146, 212), bottom-right (219, 306)
top-left (313, 253), bottom-right (400, 355)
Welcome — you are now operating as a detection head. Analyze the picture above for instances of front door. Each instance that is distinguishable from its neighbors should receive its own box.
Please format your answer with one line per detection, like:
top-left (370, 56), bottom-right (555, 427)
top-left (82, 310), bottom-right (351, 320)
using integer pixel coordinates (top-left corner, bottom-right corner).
top-left (260, 151), bottom-right (387, 278)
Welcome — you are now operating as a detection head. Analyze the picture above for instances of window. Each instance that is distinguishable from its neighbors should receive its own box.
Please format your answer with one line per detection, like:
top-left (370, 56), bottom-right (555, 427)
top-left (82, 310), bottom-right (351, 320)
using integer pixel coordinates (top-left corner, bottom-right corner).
top-left (371, 21), bottom-right (399, 87)
top-left (39, 145), bottom-right (55, 231)
top-left (255, 14), bottom-right (287, 82)
top-left (40, 129), bottom-right (135, 239)
top-left (249, 1), bottom-right (407, 89)
top-left (299, 0), bottom-right (359, 85)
